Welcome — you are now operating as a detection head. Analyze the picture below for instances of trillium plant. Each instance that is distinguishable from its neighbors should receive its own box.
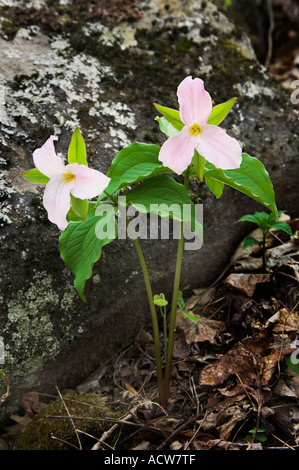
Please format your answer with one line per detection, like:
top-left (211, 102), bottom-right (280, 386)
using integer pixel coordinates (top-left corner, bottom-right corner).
top-left (23, 76), bottom-right (278, 406)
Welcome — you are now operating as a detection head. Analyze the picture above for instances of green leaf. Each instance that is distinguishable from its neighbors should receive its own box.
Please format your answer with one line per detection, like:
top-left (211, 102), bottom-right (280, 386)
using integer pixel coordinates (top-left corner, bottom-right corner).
top-left (153, 294), bottom-right (168, 307)
top-left (155, 116), bottom-right (180, 137)
top-left (271, 221), bottom-right (293, 237)
top-left (59, 206), bottom-right (117, 301)
top-left (22, 168), bottom-right (50, 184)
top-left (193, 150), bottom-right (206, 182)
top-left (154, 97), bottom-right (237, 131)
top-left (153, 103), bottom-right (184, 131)
top-left (237, 212), bottom-right (269, 228)
top-left (205, 176), bottom-right (224, 198)
top-left (70, 194), bottom-right (89, 222)
top-left (67, 201), bottom-right (96, 222)
top-left (68, 127), bottom-right (87, 166)
top-left (104, 142), bottom-right (172, 196)
top-left (207, 97), bottom-right (237, 126)
top-left (123, 175), bottom-right (203, 241)
top-left (204, 153), bottom-right (277, 213)
top-left (177, 291), bottom-right (200, 322)
top-left (242, 236), bottom-right (262, 249)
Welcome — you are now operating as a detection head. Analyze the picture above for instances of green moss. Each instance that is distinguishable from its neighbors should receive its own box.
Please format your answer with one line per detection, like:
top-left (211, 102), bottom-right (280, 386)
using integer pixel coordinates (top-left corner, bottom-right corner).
top-left (0, 18), bottom-right (19, 40)
top-left (18, 393), bottom-right (116, 450)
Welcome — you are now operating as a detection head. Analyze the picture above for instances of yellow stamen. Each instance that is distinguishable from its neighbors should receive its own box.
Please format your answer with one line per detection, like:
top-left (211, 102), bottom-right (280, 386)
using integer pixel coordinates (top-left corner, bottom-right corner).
top-left (63, 172), bottom-right (76, 183)
top-left (190, 123), bottom-right (201, 136)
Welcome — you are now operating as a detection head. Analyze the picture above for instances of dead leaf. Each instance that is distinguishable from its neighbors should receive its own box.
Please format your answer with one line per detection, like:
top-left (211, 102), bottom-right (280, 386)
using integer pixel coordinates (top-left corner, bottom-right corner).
top-left (192, 439), bottom-right (262, 450)
top-left (124, 382), bottom-right (138, 396)
top-left (177, 315), bottom-right (226, 345)
top-left (266, 308), bottom-right (299, 336)
top-left (225, 273), bottom-right (271, 297)
top-left (22, 391), bottom-right (45, 417)
top-left (216, 399), bottom-right (251, 441)
top-left (198, 342), bottom-right (258, 392)
top-left (169, 440), bottom-right (184, 450)
top-left (189, 287), bottom-right (216, 307)
top-left (131, 441), bottom-right (151, 450)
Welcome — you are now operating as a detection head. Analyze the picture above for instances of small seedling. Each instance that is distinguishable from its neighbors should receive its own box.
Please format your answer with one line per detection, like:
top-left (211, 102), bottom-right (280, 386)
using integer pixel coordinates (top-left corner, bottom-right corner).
top-left (237, 211), bottom-right (292, 271)
top-left (244, 428), bottom-right (267, 445)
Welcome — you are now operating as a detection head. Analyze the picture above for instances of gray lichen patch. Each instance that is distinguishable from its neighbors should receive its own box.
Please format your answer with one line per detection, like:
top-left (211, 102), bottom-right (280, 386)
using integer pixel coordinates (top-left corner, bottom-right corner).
top-left (3, 271), bottom-right (77, 385)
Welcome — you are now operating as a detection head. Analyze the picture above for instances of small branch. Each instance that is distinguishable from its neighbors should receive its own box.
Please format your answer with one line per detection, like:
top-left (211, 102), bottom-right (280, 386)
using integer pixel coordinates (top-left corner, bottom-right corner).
top-left (56, 385), bottom-right (82, 451)
top-left (265, 0), bottom-right (274, 67)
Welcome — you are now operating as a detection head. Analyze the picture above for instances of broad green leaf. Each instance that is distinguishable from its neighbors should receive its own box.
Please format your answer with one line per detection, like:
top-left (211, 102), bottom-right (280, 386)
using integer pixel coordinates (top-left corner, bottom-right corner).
top-left (207, 97), bottom-right (237, 126)
top-left (205, 177), bottom-right (224, 198)
top-left (242, 236), bottom-right (262, 249)
top-left (103, 142), bottom-right (172, 196)
top-left (70, 194), bottom-right (89, 222)
top-left (204, 153), bottom-right (277, 214)
top-left (22, 168), bottom-right (50, 184)
top-left (193, 150), bottom-right (206, 182)
top-left (177, 291), bottom-right (200, 322)
top-left (123, 175), bottom-right (203, 240)
top-left (237, 212), bottom-right (269, 227)
top-left (67, 201), bottom-right (96, 222)
top-left (153, 103), bottom-right (184, 131)
top-left (271, 221), bottom-right (293, 236)
top-left (59, 207), bottom-right (117, 301)
top-left (68, 127), bottom-right (87, 166)
top-left (155, 116), bottom-right (179, 137)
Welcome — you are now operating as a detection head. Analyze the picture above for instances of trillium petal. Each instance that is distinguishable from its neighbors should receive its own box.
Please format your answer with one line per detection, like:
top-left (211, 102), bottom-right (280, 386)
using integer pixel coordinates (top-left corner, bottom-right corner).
top-left (196, 124), bottom-right (242, 170)
top-left (178, 76), bottom-right (212, 127)
top-left (33, 135), bottom-right (65, 178)
top-left (43, 175), bottom-right (74, 230)
top-left (158, 126), bottom-right (200, 175)
top-left (67, 163), bottom-right (111, 199)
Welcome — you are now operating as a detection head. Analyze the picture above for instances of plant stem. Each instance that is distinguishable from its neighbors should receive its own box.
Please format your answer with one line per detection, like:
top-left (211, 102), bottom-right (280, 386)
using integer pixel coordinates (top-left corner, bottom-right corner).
top-left (130, 234), bottom-right (166, 405)
top-left (262, 228), bottom-right (266, 272)
top-left (104, 190), bottom-right (166, 405)
top-left (161, 306), bottom-right (168, 361)
top-left (163, 169), bottom-right (190, 402)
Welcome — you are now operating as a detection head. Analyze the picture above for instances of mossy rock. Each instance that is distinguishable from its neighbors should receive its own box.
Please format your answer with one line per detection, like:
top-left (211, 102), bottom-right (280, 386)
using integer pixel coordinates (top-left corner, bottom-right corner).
top-left (18, 393), bottom-right (116, 450)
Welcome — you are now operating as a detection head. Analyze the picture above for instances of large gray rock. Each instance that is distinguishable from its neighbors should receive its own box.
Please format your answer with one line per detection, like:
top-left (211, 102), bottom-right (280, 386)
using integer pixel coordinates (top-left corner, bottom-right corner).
top-left (0, 0), bottom-right (298, 423)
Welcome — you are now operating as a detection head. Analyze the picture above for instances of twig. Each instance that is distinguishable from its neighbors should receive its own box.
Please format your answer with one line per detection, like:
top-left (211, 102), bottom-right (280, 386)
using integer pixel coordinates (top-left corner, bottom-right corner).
top-left (55, 385), bottom-right (82, 450)
top-left (270, 433), bottom-right (296, 450)
top-left (50, 435), bottom-right (81, 450)
top-left (276, 272), bottom-right (299, 284)
top-left (91, 400), bottom-right (166, 450)
top-left (265, 0), bottom-right (274, 67)
top-left (76, 429), bottom-right (115, 450)
top-left (156, 412), bottom-right (202, 450)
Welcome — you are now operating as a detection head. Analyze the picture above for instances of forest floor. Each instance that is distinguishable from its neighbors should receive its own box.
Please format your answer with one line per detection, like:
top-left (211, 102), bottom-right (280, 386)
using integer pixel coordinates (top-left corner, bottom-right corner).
top-left (1, 214), bottom-right (299, 451)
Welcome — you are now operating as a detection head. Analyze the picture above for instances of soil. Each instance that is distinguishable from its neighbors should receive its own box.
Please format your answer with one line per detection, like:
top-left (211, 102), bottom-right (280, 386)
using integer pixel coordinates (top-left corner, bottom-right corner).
top-left (1, 215), bottom-right (298, 451)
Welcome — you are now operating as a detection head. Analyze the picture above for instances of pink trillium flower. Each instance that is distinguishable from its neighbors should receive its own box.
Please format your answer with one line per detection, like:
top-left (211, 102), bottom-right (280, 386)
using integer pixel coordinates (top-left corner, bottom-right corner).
top-left (33, 135), bottom-right (110, 230)
top-left (158, 76), bottom-right (242, 175)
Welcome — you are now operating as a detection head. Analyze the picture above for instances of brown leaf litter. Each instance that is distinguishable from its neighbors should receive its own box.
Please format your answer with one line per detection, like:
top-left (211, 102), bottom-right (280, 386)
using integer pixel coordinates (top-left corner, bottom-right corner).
top-left (1, 216), bottom-right (299, 450)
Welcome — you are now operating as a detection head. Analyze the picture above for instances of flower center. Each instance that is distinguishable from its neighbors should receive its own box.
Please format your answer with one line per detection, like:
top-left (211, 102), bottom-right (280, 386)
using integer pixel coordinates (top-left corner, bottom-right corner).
top-left (190, 123), bottom-right (201, 136)
top-left (63, 172), bottom-right (76, 183)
